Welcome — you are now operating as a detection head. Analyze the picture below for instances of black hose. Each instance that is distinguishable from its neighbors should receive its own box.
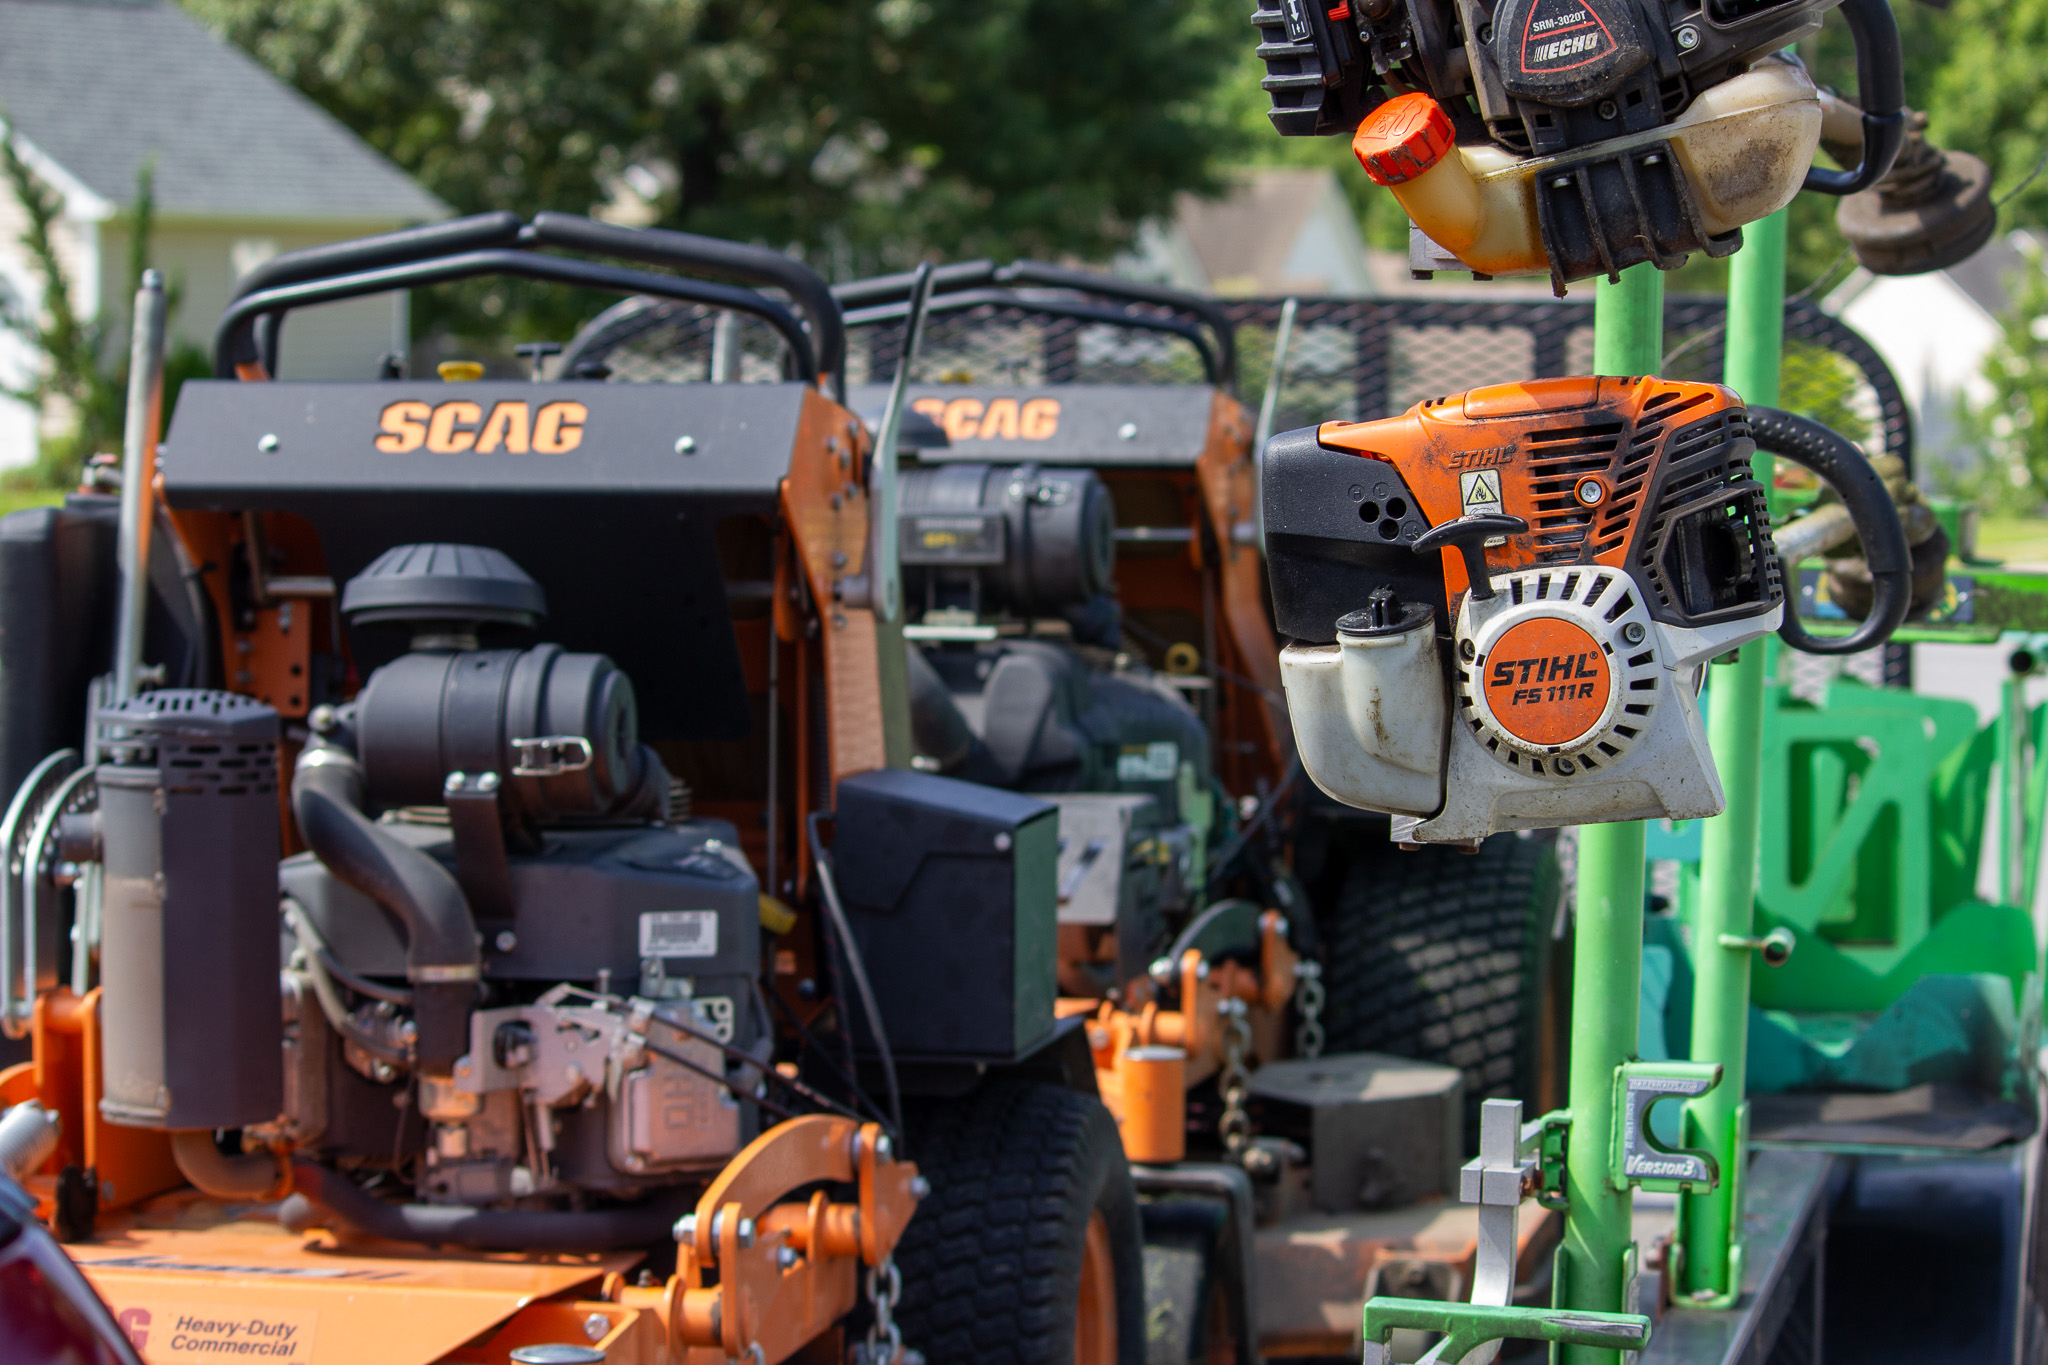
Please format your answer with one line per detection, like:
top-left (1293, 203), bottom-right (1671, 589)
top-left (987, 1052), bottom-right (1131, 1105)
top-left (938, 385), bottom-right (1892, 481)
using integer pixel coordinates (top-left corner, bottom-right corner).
top-left (288, 1161), bottom-right (689, 1252)
top-left (291, 745), bottom-right (479, 1073)
top-left (1750, 406), bottom-right (1911, 656)
top-left (1803, 0), bottom-right (1906, 195)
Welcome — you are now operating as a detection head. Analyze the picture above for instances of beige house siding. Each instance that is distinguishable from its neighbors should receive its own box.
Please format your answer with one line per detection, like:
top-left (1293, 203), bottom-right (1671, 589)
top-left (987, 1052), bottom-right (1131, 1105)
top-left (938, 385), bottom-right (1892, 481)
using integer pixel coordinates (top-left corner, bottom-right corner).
top-left (97, 218), bottom-right (409, 381)
top-left (0, 163), bottom-right (103, 463)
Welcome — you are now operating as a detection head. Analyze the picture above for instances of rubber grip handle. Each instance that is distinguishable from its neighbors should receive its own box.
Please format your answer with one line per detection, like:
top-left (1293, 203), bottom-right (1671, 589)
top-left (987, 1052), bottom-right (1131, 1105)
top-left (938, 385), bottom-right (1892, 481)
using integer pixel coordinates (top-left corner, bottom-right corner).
top-left (1750, 406), bottom-right (1911, 656)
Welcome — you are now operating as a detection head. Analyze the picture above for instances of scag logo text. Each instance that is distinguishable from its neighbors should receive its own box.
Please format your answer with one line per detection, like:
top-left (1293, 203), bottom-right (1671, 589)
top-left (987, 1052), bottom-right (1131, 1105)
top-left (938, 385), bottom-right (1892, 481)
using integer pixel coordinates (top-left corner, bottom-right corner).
top-left (376, 399), bottom-right (587, 455)
top-left (912, 397), bottom-right (1060, 442)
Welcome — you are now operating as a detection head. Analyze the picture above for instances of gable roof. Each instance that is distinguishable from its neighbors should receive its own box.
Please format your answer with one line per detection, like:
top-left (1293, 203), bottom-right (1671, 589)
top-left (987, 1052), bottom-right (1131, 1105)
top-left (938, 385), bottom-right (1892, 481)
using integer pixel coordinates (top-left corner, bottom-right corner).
top-left (0, 0), bottom-right (446, 224)
top-left (1173, 167), bottom-right (1353, 294)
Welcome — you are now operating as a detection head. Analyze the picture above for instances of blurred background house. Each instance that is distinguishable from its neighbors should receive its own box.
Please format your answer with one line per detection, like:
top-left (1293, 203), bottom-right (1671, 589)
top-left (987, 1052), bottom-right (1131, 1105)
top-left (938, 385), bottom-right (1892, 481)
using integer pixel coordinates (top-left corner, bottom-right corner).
top-left (1830, 229), bottom-right (2048, 485)
top-left (1120, 165), bottom-right (1564, 301)
top-left (0, 0), bottom-right (446, 469)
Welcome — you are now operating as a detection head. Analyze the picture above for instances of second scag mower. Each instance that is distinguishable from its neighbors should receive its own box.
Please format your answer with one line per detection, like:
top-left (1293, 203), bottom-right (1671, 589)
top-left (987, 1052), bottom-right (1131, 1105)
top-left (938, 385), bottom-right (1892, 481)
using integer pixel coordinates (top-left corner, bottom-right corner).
top-left (1263, 376), bottom-right (1912, 843)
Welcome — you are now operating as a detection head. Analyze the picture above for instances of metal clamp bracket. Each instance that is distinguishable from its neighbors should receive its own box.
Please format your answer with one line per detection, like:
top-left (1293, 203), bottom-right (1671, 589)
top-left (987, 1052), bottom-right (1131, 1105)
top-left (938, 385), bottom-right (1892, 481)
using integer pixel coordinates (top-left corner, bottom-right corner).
top-left (444, 770), bottom-right (515, 924)
top-left (510, 735), bottom-right (594, 777)
top-left (1522, 1108), bottom-right (1571, 1211)
top-left (1611, 1061), bottom-right (1721, 1193)
top-left (1450, 1099), bottom-right (1539, 1365)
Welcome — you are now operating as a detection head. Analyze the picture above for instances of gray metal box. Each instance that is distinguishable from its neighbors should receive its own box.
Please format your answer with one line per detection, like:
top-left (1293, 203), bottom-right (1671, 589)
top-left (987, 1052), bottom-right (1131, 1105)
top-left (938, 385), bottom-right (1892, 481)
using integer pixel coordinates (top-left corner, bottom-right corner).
top-left (98, 690), bottom-right (283, 1130)
top-left (1247, 1052), bottom-right (1463, 1213)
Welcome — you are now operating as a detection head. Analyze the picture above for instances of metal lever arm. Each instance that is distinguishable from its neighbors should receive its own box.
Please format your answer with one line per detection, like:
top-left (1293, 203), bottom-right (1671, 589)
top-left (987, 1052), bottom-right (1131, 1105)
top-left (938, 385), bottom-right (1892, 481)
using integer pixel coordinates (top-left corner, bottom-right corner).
top-left (1412, 515), bottom-right (1529, 602)
top-left (1362, 1300), bottom-right (1650, 1365)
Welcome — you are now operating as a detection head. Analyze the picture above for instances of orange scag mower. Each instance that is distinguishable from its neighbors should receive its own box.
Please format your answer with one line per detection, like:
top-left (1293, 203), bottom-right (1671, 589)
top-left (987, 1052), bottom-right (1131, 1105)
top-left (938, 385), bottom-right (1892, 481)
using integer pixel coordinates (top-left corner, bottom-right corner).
top-left (0, 214), bottom-right (1165, 1365)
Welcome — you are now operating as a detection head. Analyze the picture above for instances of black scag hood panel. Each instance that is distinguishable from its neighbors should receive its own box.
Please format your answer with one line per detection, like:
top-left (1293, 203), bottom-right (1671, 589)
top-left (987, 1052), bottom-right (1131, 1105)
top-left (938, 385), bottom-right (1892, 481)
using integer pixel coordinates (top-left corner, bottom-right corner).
top-left (851, 384), bottom-right (1219, 466)
top-left (159, 380), bottom-right (820, 741)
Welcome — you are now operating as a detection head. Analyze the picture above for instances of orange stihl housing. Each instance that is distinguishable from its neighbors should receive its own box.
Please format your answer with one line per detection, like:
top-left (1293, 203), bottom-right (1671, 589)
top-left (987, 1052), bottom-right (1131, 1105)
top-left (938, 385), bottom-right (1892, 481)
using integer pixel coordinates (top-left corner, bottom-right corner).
top-left (1261, 375), bottom-right (1787, 845)
top-left (1263, 375), bottom-right (1783, 643)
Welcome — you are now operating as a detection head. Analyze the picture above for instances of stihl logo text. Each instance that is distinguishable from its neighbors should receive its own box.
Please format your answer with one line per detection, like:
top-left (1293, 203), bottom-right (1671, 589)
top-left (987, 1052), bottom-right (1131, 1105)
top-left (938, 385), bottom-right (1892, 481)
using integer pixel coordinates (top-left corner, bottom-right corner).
top-left (1447, 446), bottom-right (1511, 471)
top-left (1489, 651), bottom-right (1602, 706)
top-left (376, 400), bottom-right (587, 454)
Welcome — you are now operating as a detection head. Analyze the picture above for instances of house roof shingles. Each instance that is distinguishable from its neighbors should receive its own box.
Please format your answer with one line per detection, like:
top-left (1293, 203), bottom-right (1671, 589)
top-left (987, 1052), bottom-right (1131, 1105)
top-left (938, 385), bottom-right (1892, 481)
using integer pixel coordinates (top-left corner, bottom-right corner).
top-left (0, 0), bottom-right (445, 223)
top-left (1172, 167), bottom-right (1329, 292)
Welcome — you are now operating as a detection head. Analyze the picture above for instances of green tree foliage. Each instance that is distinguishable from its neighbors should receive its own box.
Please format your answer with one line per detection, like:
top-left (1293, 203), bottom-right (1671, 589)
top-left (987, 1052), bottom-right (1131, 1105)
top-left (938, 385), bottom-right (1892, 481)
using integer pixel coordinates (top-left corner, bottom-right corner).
top-left (1952, 240), bottom-right (2048, 513)
top-left (184, 0), bottom-right (1243, 304)
top-left (1923, 0), bottom-right (2048, 230)
top-left (0, 145), bottom-right (209, 488)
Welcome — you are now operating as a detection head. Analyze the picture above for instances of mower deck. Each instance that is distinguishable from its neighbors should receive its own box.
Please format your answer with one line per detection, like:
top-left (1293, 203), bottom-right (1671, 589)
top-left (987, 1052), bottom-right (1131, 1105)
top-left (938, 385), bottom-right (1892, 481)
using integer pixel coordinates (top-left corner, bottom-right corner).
top-left (67, 1207), bottom-right (647, 1365)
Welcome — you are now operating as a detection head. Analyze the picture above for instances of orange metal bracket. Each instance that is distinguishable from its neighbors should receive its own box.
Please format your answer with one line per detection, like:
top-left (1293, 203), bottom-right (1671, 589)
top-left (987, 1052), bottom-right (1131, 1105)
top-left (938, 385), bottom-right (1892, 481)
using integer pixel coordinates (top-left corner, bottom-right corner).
top-left (663, 1116), bottom-right (921, 1365)
top-left (1079, 911), bottom-right (1303, 1154)
top-left (11, 989), bottom-right (182, 1215)
top-left (780, 393), bottom-right (898, 788)
top-left (1193, 393), bottom-right (1291, 780)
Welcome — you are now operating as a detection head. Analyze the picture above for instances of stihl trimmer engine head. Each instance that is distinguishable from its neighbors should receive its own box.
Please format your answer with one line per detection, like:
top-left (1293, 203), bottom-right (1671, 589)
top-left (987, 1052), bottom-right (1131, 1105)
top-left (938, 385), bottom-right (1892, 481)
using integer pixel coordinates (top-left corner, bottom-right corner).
top-left (1262, 378), bottom-right (1908, 844)
top-left (1253, 0), bottom-right (1905, 288)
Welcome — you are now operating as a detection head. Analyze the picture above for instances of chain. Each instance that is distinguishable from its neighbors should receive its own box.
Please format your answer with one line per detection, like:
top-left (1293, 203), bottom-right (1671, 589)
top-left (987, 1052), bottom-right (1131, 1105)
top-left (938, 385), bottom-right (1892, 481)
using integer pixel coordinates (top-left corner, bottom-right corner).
top-left (1218, 998), bottom-right (1254, 1160)
top-left (1293, 960), bottom-right (1325, 1060)
top-left (857, 1257), bottom-right (904, 1365)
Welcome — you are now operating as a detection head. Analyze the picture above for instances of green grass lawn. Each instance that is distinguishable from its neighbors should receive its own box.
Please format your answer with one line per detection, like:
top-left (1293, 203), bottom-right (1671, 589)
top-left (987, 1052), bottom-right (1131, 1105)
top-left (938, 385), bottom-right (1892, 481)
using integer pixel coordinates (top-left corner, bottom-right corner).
top-left (0, 488), bottom-right (63, 519)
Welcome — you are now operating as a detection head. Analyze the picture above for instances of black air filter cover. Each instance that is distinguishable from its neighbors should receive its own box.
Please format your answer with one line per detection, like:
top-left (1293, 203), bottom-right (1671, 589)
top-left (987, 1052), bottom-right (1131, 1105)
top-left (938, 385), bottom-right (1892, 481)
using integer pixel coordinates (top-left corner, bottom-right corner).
top-left (899, 463), bottom-right (1115, 620)
top-left (341, 543), bottom-right (546, 629)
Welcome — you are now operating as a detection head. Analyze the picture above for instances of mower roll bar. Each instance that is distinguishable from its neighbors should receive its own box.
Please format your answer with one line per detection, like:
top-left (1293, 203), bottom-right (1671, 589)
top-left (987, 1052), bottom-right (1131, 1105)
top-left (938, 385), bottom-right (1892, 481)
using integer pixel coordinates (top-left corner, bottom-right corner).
top-left (219, 210), bottom-right (846, 392)
top-left (834, 259), bottom-right (1240, 395)
top-left (841, 288), bottom-right (1224, 388)
top-left (215, 248), bottom-right (818, 386)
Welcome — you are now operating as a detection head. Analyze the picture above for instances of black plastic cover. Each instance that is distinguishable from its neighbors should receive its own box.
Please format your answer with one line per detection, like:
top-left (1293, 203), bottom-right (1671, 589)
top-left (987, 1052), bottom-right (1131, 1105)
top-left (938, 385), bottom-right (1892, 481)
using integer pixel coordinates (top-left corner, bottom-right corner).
top-left (832, 769), bottom-right (1058, 1062)
top-left (1491, 0), bottom-right (1650, 104)
top-left (0, 497), bottom-right (216, 795)
top-left (1259, 427), bottom-right (1439, 643)
top-left (1534, 140), bottom-right (1742, 290)
top-left (283, 820), bottom-right (761, 984)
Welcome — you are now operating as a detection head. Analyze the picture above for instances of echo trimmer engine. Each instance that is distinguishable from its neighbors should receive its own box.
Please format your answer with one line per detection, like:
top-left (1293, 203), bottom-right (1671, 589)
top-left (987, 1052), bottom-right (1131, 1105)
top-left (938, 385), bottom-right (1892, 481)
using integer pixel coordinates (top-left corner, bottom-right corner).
top-left (1262, 376), bottom-right (1915, 845)
top-left (1253, 0), bottom-right (1904, 287)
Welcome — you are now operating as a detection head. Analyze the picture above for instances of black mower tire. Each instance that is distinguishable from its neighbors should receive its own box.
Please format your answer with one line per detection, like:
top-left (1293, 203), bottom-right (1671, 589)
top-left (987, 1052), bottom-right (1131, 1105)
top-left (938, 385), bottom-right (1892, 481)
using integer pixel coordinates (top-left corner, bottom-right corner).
top-left (1320, 831), bottom-right (1559, 1141)
top-left (894, 1080), bottom-right (1146, 1365)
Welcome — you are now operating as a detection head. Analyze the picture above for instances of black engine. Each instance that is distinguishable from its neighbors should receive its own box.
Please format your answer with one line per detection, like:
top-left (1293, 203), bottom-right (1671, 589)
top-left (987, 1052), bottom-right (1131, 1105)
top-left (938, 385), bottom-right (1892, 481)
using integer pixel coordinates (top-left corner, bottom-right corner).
top-left (272, 543), bottom-right (768, 1203)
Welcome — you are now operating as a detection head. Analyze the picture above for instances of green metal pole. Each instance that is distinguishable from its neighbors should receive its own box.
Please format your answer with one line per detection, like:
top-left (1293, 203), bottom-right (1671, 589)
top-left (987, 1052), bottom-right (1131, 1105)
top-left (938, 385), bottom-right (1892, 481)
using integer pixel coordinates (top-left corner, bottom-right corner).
top-left (1562, 264), bottom-right (1664, 1365)
top-left (1678, 207), bottom-right (1786, 1305)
